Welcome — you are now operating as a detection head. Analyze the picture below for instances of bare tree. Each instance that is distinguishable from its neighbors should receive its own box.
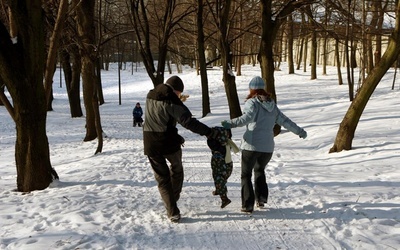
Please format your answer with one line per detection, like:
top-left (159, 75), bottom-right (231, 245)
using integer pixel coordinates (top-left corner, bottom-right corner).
top-left (43, 0), bottom-right (69, 111)
top-left (130, 0), bottom-right (195, 87)
top-left (60, 44), bottom-right (83, 117)
top-left (74, 0), bottom-right (103, 154)
top-left (205, 0), bottom-right (242, 118)
top-left (196, 0), bottom-right (211, 118)
top-left (259, 0), bottom-right (314, 135)
top-left (287, 14), bottom-right (295, 74)
top-left (329, 0), bottom-right (400, 153)
top-left (259, 0), bottom-right (314, 102)
top-left (0, 1), bottom-right (59, 192)
top-left (305, 5), bottom-right (317, 80)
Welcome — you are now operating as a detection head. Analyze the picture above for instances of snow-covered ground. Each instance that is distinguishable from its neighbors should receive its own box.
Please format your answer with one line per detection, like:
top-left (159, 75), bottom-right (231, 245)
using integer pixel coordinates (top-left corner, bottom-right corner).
top-left (1, 63), bottom-right (399, 250)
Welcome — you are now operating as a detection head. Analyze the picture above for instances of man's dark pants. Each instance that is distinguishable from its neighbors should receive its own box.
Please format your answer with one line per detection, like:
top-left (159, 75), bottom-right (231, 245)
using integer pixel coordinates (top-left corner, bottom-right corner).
top-left (148, 149), bottom-right (183, 218)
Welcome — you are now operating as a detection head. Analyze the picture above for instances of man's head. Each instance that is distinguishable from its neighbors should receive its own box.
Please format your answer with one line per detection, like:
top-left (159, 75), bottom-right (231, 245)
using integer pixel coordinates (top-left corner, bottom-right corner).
top-left (165, 76), bottom-right (184, 94)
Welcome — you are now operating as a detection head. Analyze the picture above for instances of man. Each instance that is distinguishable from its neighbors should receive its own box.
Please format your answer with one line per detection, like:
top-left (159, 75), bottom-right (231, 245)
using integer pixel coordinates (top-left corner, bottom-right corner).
top-left (143, 75), bottom-right (221, 223)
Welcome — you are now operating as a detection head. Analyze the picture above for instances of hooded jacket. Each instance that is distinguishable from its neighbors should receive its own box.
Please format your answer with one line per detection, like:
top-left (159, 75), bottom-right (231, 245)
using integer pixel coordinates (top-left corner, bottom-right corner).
top-left (143, 84), bottom-right (211, 156)
top-left (229, 95), bottom-right (305, 153)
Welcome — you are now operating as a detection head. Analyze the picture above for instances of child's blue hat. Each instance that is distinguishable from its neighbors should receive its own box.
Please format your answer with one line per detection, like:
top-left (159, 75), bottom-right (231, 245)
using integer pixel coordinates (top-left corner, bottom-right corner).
top-left (249, 76), bottom-right (265, 90)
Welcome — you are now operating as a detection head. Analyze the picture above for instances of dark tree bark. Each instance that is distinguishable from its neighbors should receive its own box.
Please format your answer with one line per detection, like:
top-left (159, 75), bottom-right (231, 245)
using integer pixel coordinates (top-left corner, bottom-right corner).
top-left (259, 0), bottom-right (313, 101)
top-left (0, 1), bottom-right (58, 192)
top-left (60, 47), bottom-right (83, 117)
top-left (96, 58), bottom-right (105, 105)
top-left (259, 0), bottom-right (313, 135)
top-left (305, 6), bottom-right (317, 80)
top-left (75, 0), bottom-right (103, 153)
top-left (218, 0), bottom-right (241, 119)
top-left (310, 28), bottom-right (317, 80)
top-left (334, 39), bottom-right (343, 86)
top-left (287, 14), bottom-right (295, 74)
top-left (196, 0), bottom-right (211, 118)
top-left (330, 0), bottom-right (400, 153)
top-left (44, 0), bottom-right (69, 111)
top-left (130, 0), bottom-right (195, 87)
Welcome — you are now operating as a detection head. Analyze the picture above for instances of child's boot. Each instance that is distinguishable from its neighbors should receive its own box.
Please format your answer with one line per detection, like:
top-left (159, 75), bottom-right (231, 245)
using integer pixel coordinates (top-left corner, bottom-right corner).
top-left (220, 195), bottom-right (231, 208)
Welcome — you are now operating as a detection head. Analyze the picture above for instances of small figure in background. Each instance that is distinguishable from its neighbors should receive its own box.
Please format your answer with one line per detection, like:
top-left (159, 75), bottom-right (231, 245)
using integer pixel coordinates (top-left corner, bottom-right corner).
top-left (133, 102), bottom-right (143, 127)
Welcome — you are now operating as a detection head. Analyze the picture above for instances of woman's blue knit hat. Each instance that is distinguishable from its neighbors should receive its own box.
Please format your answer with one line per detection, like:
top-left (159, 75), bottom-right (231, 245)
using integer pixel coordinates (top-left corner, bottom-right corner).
top-left (249, 76), bottom-right (265, 90)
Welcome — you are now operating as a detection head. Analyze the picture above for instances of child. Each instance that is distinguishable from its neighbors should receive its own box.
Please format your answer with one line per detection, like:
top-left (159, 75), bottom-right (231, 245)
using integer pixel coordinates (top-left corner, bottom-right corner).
top-left (207, 127), bottom-right (239, 208)
top-left (132, 102), bottom-right (143, 127)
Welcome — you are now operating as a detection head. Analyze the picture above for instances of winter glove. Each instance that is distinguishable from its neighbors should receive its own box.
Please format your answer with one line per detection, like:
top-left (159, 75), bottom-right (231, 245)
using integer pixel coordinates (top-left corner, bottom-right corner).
top-left (221, 120), bottom-right (231, 129)
top-left (299, 129), bottom-right (307, 139)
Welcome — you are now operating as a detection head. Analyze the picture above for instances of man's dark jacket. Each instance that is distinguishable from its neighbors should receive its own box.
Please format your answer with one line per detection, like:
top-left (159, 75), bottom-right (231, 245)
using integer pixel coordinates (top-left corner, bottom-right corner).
top-left (143, 84), bottom-right (211, 156)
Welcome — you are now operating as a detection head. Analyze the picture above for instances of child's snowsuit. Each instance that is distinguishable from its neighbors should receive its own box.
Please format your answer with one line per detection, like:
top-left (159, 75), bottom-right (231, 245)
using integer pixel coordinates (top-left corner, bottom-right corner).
top-left (133, 104), bottom-right (143, 127)
top-left (207, 127), bottom-right (239, 208)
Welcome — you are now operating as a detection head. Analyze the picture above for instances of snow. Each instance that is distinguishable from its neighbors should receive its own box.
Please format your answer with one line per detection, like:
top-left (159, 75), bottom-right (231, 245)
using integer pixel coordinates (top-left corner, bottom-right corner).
top-left (1, 63), bottom-right (400, 250)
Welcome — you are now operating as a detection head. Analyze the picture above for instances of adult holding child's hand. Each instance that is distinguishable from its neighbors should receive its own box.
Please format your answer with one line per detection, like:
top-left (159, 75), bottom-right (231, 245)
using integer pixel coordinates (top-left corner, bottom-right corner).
top-left (221, 76), bottom-right (307, 213)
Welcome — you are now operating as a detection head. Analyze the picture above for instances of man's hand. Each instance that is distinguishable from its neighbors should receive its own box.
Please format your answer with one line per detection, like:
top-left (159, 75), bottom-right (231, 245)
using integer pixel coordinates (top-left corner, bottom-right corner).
top-left (207, 127), bottom-right (228, 146)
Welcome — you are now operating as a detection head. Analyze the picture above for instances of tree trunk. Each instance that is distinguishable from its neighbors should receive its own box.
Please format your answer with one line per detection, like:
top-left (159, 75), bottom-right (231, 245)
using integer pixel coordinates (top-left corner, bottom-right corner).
top-left (296, 37), bottom-right (304, 70)
top-left (345, 7), bottom-right (354, 102)
top-left (322, 35), bottom-right (328, 75)
top-left (236, 39), bottom-right (243, 76)
top-left (303, 35), bottom-right (308, 73)
top-left (259, 0), bottom-right (313, 136)
top-left (75, 0), bottom-right (103, 152)
top-left (296, 13), bottom-right (306, 71)
top-left (60, 48), bottom-right (83, 117)
top-left (219, 0), bottom-right (241, 119)
top-left (334, 39), bottom-right (343, 85)
top-left (259, 0), bottom-right (277, 101)
top-left (44, 0), bottom-right (69, 111)
top-left (307, 5), bottom-right (317, 80)
top-left (130, 0), bottom-right (183, 87)
top-left (96, 58), bottom-right (105, 105)
top-left (0, 1), bottom-right (59, 192)
top-left (310, 29), bottom-right (317, 80)
top-left (330, 0), bottom-right (400, 153)
top-left (196, 0), bottom-right (211, 118)
top-left (287, 14), bottom-right (295, 74)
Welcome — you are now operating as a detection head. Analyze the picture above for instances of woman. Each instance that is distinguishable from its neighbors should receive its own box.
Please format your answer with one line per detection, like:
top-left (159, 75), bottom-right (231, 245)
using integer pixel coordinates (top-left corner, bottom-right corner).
top-left (221, 76), bottom-right (307, 213)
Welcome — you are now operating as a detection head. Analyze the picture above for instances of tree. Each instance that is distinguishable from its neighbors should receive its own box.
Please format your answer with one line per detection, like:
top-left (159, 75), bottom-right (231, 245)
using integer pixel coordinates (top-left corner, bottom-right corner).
top-left (43, 0), bottom-right (69, 111)
top-left (287, 14), bottom-right (295, 74)
top-left (60, 45), bottom-right (83, 118)
top-left (259, 0), bottom-right (314, 102)
top-left (196, 0), bottom-right (211, 118)
top-left (74, 0), bottom-right (104, 154)
top-left (213, 0), bottom-right (242, 118)
top-left (259, 0), bottom-right (313, 135)
top-left (130, 0), bottom-right (195, 87)
top-left (329, 0), bottom-right (400, 153)
top-left (305, 5), bottom-right (317, 80)
top-left (0, 1), bottom-right (59, 192)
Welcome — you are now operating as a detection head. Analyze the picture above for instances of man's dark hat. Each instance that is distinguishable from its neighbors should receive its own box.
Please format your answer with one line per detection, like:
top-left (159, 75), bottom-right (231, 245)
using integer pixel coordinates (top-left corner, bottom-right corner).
top-left (166, 76), bottom-right (184, 92)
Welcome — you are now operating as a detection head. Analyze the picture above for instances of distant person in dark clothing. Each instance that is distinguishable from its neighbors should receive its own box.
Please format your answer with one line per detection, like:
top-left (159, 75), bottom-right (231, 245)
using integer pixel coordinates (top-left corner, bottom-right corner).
top-left (132, 102), bottom-right (143, 127)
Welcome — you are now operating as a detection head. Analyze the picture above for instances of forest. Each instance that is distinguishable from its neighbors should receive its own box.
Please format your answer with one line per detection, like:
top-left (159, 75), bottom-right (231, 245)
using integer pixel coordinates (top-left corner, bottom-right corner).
top-left (0, 0), bottom-right (399, 192)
